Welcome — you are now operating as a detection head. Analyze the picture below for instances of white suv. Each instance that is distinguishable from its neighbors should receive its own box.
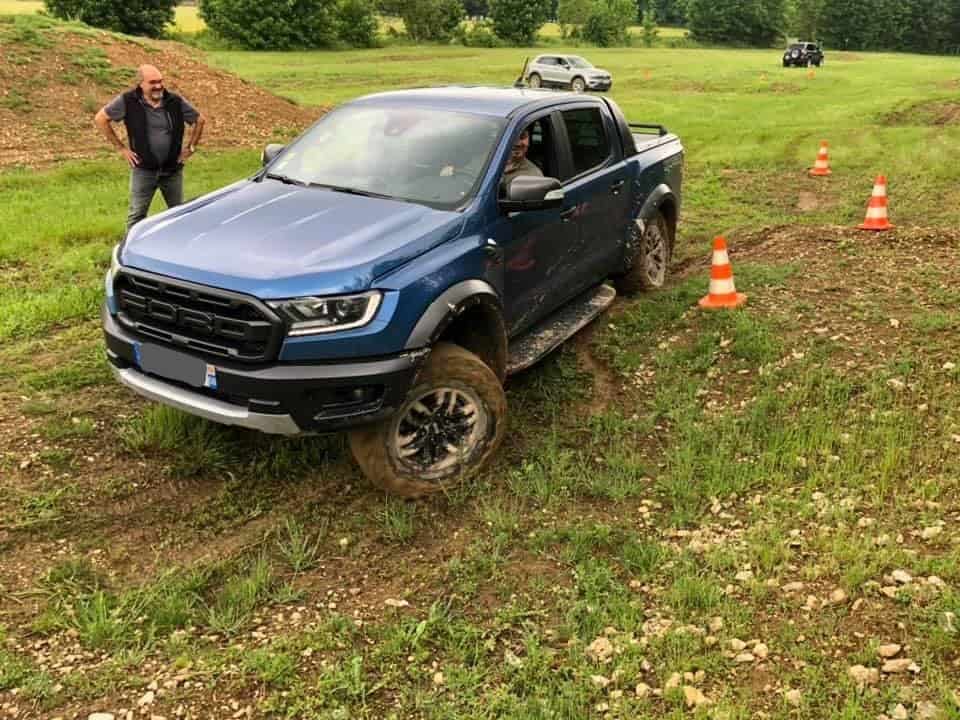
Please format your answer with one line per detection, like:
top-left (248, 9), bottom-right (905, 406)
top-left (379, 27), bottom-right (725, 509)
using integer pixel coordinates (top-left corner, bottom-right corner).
top-left (525, 55), bottom-right (612, 93)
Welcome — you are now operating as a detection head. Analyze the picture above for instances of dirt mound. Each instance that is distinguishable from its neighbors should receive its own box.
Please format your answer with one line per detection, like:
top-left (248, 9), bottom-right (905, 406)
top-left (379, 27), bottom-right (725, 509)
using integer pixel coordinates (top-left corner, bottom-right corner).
top-left (882, 99), bottom-right (960, 126)
top-left (0, 16), bottom-right (325, 168)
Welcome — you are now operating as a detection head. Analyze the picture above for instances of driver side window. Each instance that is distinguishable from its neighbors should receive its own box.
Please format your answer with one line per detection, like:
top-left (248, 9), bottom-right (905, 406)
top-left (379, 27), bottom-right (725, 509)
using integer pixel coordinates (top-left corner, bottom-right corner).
top-left (526, 119), bottom-right (555, 176)
top-left (498, 116), bottom-right (558, 194)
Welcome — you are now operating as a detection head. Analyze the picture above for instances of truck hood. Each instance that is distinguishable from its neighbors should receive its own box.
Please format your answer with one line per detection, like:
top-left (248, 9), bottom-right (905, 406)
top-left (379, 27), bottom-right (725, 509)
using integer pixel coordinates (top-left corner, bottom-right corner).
top-left (121, 179), bottom-right (464, 299)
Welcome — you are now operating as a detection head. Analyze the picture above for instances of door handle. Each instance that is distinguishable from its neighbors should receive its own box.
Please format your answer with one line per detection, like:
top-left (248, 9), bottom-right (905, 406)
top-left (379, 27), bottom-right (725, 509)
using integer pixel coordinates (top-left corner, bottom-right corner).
top-left (560, 207), bottom-right (577, 222)
top-left (483, 238), bottom-right (503, 264)
top-left (610, 180), bottom-right (625, 195)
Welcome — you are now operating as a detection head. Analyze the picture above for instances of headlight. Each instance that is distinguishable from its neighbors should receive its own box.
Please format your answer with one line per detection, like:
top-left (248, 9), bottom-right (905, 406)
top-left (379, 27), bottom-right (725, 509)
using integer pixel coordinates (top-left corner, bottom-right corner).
top-left (269, 291), bottom-right (382, 336)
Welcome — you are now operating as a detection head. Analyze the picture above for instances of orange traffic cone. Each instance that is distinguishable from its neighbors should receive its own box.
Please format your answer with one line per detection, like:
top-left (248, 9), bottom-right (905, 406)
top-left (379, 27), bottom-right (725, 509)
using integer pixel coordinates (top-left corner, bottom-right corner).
top-left (807, 69), bottom-right (816, 79)
top-left (699, 236), bottom-right (747, 310)
top-left (810, 140), bottom-right (831, 176)
top-left (858, 175), bottom-right (894, 231)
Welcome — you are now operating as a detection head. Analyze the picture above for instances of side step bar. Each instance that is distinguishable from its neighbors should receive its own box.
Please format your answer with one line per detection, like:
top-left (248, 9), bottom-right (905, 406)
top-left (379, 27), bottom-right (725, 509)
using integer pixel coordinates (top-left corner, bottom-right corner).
top-left (506, 284), bottom-right (616, 376)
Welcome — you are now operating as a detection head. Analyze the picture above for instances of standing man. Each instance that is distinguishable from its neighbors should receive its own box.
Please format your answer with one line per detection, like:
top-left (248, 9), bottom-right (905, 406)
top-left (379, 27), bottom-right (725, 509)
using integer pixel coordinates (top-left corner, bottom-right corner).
top-left (94, 64), bottom-right (205, 232)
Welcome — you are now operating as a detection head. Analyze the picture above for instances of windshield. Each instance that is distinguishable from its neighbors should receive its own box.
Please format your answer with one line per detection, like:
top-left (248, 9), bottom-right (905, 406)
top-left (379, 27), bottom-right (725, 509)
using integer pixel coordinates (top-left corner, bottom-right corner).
top-left (265, 105), bottom-right (506, 209)
top-left (788, 44), bottom-right (803, 49)
top-left (567, 56), bottom-right (594, 69)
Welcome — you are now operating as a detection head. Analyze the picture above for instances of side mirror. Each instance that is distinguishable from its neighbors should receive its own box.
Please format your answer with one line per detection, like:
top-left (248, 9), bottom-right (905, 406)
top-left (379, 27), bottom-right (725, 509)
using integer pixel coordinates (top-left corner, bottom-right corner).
top-left (261, 143), bottom-right (285, 166)
top-left (499, 176), bottom-right (564, 213)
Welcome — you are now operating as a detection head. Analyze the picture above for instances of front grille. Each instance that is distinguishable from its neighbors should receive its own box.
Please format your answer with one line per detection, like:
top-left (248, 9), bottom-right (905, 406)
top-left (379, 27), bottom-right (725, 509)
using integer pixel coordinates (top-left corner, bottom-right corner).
top-left (114, 269), bottom-right (283, 363)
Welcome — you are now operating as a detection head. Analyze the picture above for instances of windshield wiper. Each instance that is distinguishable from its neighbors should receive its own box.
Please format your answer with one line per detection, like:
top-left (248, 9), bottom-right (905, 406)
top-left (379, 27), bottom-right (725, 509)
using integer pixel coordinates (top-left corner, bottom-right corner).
top-left (310, 183), bottom-right (400, 201)
top-left (264, 172), bottom-right (307, 186)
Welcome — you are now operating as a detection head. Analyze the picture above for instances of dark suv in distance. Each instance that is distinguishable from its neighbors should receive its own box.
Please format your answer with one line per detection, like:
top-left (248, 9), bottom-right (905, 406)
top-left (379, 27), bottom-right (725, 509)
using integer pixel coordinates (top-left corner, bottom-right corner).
top-left (783, 42), bottom-right (824, 67)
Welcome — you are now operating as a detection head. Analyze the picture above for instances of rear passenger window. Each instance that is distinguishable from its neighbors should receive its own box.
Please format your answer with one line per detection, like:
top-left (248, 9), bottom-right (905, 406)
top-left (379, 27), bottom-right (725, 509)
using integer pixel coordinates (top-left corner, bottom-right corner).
top-left (562, 108), bottom-right (610, 177)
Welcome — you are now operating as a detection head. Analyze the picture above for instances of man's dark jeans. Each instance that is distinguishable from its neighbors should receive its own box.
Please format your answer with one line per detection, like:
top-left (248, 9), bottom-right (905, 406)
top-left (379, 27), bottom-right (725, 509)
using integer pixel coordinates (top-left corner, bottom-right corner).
top-left (127, 167), bottom-right (183, 232)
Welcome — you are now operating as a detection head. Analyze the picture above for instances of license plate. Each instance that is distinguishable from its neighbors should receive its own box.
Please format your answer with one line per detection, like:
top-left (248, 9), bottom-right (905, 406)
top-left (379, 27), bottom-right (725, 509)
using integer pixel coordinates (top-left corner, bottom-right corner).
top-left (135, 342), bottom-right (209, 388)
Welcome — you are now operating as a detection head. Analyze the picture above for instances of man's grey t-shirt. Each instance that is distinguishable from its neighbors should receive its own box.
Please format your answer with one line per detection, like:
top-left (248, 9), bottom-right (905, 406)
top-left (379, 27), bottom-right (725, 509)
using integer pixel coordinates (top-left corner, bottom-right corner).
top-left (502, 157), bottom-right (544, 188)
top-left (104, 93), bottom-right (199, 168)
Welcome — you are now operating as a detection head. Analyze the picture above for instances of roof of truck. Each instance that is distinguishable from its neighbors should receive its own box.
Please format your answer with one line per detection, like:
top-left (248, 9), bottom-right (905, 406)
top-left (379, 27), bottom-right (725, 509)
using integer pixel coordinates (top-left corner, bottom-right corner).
top-left (348, 85), bottom-right (602, 118)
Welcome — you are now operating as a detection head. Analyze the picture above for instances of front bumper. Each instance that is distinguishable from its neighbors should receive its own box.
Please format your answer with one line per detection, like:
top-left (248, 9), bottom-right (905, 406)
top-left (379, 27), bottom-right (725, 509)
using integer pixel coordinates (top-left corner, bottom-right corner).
top-left (588, 79), bottom-right (612, 90)
top-left (103, 305), bottom-right (425, 434)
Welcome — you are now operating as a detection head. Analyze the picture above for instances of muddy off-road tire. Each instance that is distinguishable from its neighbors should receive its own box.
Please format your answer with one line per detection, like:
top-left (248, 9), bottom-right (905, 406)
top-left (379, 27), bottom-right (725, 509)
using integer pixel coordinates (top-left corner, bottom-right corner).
top-left (613, 211), bottom-right (671, 295)
top-left (348, 343), bottom-right (507, 498)
top-left (528, 73), bottom-right (542, 88)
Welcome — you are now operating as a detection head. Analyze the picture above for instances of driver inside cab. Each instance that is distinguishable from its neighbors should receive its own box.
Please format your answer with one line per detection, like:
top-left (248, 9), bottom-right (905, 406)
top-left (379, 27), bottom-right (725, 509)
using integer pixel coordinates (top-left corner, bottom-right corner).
top-left (501, 127), bottom-right (543, 188)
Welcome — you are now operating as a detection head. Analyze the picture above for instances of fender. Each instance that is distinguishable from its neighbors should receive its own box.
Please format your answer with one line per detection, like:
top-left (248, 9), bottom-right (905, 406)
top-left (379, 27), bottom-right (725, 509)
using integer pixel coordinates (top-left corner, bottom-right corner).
top-left (636, 183), bottom-right (676, 230)
top-left (404, 279), bottom-right (502, 350)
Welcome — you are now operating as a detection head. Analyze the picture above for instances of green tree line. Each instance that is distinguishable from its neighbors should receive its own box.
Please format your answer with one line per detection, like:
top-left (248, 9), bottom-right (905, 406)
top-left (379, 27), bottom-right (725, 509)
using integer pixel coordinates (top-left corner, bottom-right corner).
top-left (43, 0), bottom-right (960, 53)
top-left (686, 0), bottom-right (960, 53)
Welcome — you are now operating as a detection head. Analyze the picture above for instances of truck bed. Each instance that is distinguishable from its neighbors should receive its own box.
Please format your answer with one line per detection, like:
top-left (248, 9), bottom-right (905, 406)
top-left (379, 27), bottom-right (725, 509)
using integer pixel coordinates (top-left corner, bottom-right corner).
top-left (633, 132), bottom-right (680, 154)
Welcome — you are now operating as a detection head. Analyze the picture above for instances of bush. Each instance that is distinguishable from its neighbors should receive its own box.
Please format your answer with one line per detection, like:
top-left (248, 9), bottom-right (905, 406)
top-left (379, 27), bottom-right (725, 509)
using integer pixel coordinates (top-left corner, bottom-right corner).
top-left (489, 0), bottom-right (551, 45)
top-left (199, 0), bottom-right (338, 50)
top-left (557, 0), bottom-right (592, 36)
top-left (640, 8), bottom-right (658, 45)
top-left (401, 0), bottom-right (465, 42)
top-left (686, 0), bottom-right (786, 46)
top-left (582, 0), bottom-right (633, 46)
top-left (44, 0), bottom-right (176, 37)
top-left (336, 0), bottom-right (378, 47)
top-left (456, 18), bottom-right (501, 46)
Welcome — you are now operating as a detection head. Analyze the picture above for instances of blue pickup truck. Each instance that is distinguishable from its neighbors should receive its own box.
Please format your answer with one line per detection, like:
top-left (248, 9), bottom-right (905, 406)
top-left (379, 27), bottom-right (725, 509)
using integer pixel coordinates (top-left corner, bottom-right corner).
top-left (103, 86), bottom-right (683, 497)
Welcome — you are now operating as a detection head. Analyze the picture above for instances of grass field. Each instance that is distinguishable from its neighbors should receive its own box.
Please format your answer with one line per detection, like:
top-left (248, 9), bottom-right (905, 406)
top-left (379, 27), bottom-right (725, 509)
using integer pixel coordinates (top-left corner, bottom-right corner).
top-left (206, 45), bottom-right (960, 239)
top-left (2, 15), bottom-right (960, 720)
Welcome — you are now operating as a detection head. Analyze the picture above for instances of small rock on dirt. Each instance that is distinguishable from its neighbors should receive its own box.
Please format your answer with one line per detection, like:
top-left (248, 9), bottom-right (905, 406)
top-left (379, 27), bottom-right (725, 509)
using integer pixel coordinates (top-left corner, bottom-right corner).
top-left (730, 638), bottom-right (747, 652)
top-left (683, 686), bottom-right (710, 708)
top-left (89, 714), bottom-right (115, 720)
top-left (891, 704), bottom-right (909, 720)
top-left (830, 588), bottom-right (848, 604)
top-left (785, 689), bottom-right (802, 707)
top-left (848, 665), bottom-right (879, 687)
top-left (635, 682), bottom-right (651, 698)
top-left (734, 652), bottom-right (756, 664)
top-left (754, 642), bottom-right (769, 660)
top-left (892, 570), bottom-right (913, 585)
top-left (591, 675), bottom-right (611, 688)
top-left (916, 701), bottom-right (941, 720)
top-left (881, 658), bottom-right (915, 674)
top-left (878, 643), bottom-right (902, 658)
top-left (586, 637), bottom-right (614, 663)
top-left (665, 672), bottom-right (682, 690)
